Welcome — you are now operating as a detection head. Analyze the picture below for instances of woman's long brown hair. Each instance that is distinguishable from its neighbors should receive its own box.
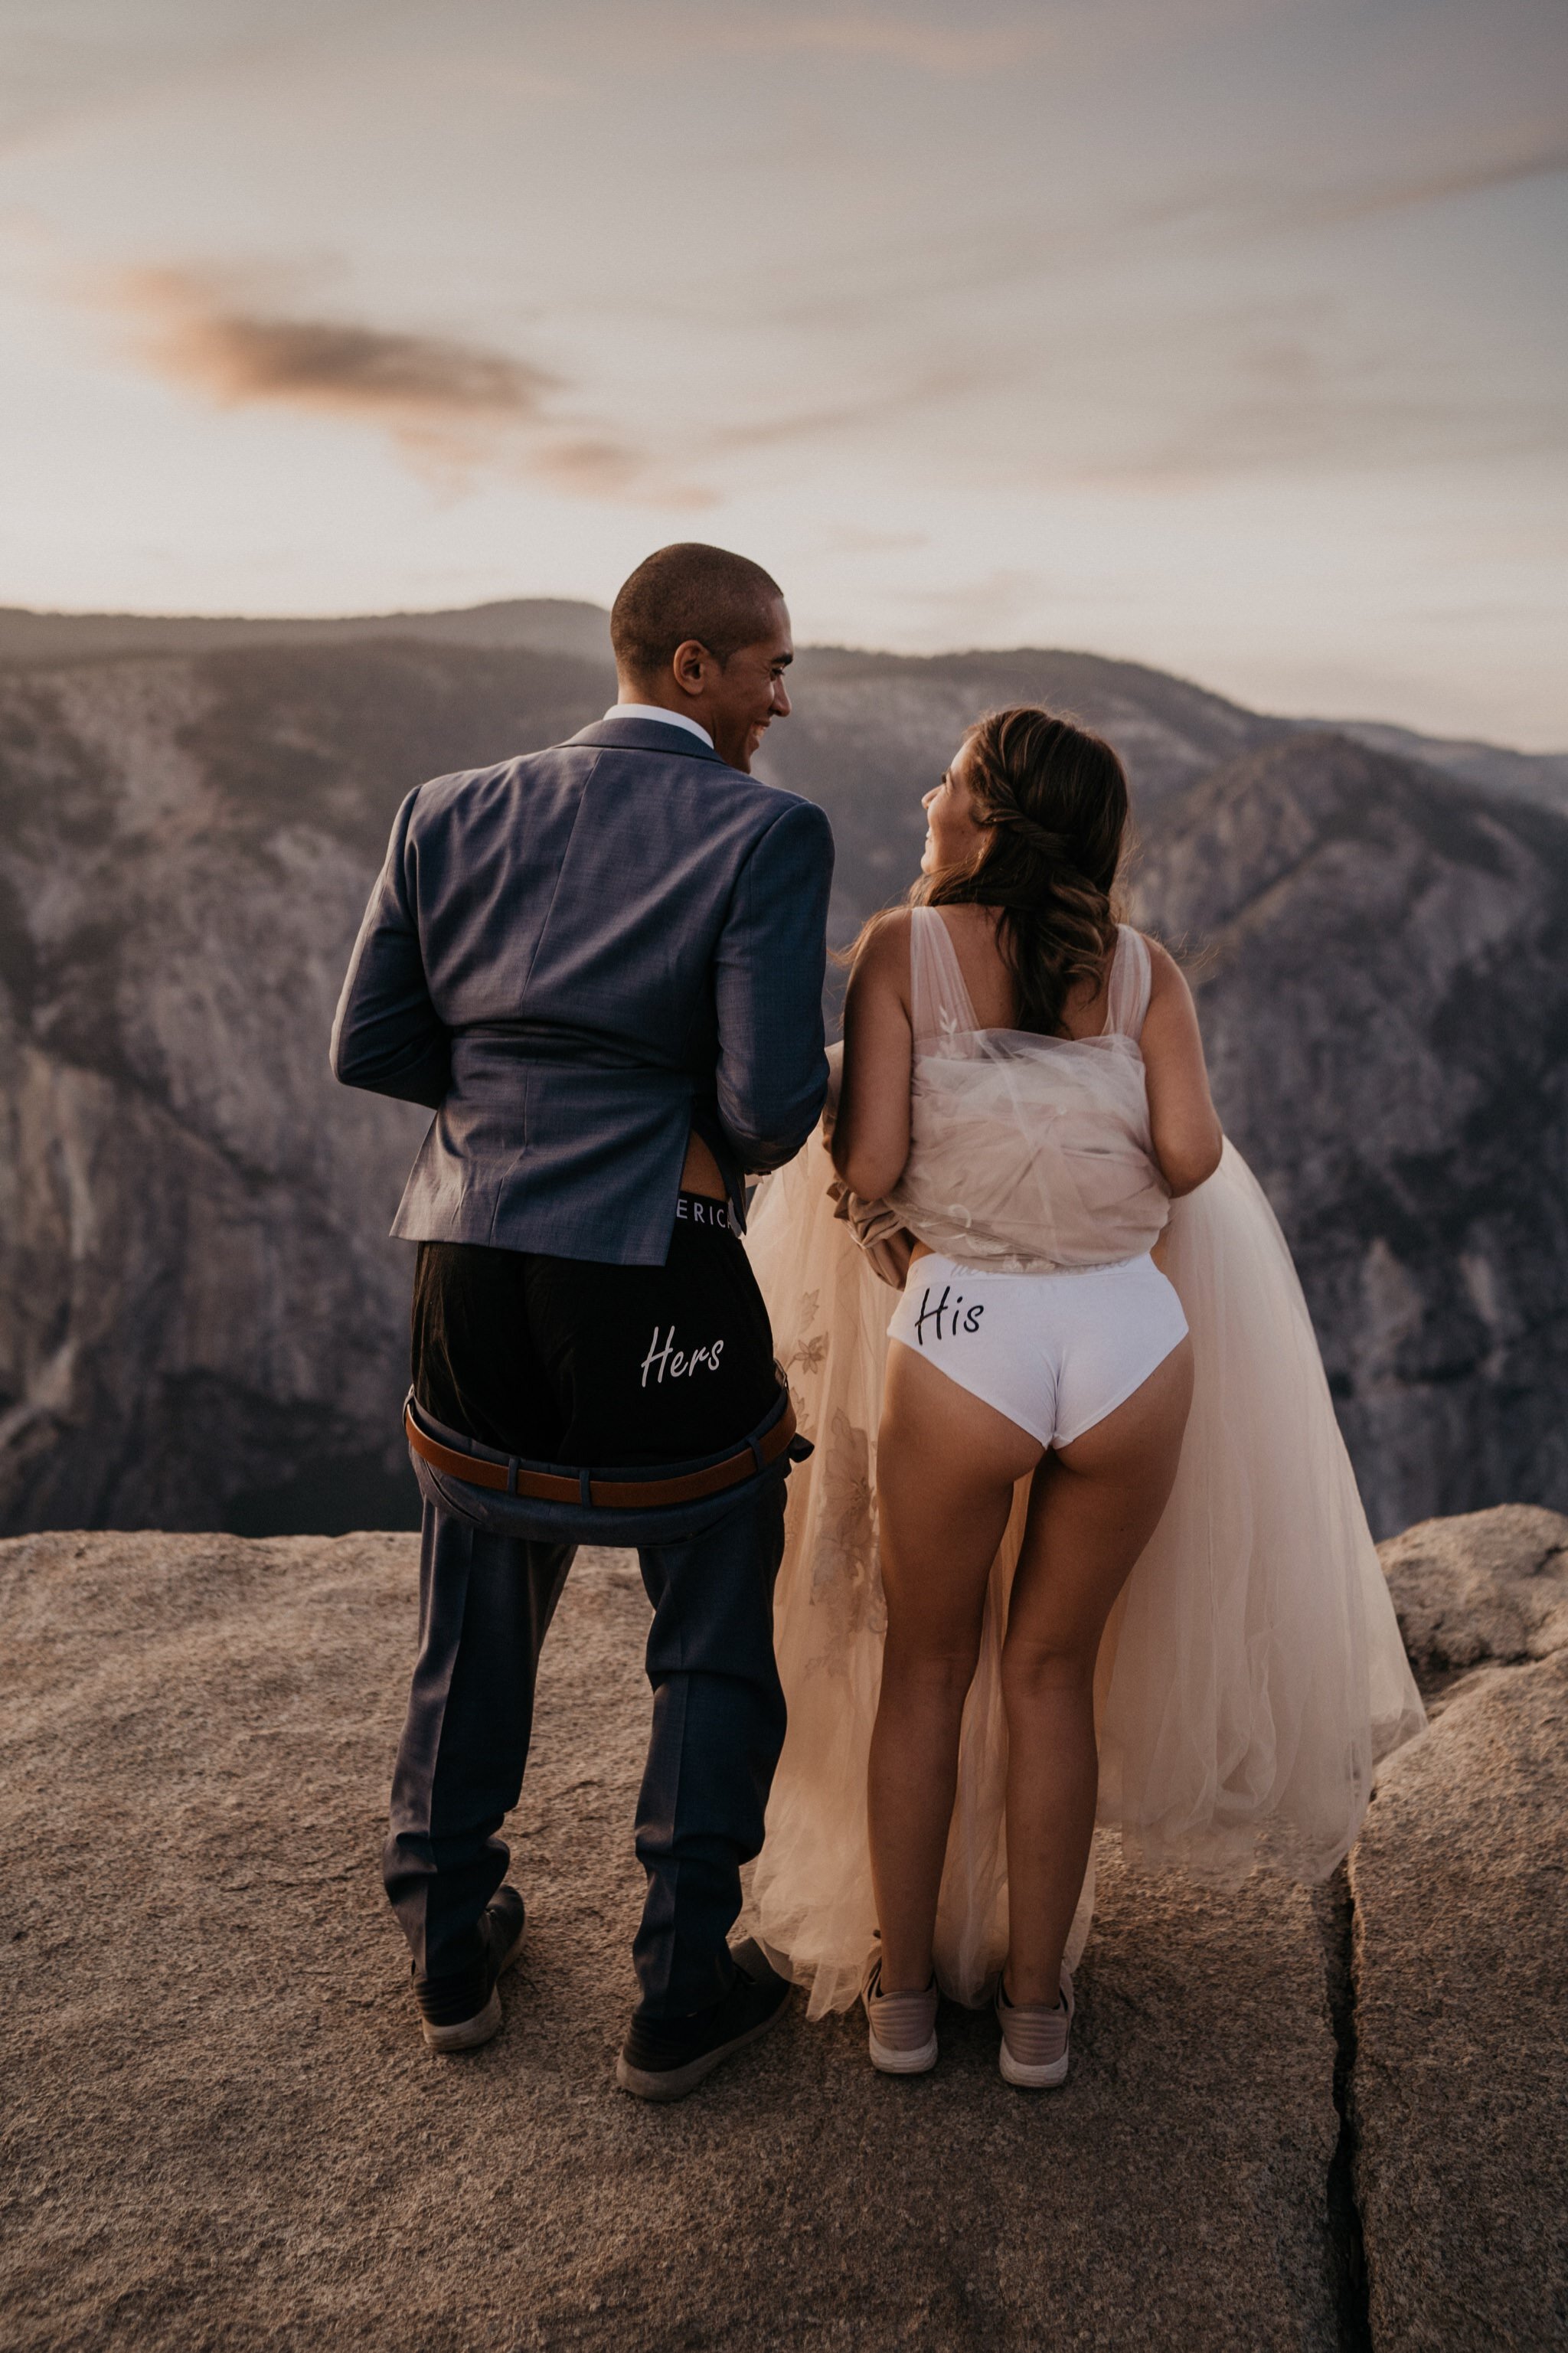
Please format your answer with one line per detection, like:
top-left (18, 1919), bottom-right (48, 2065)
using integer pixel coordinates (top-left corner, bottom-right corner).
top-left (909, 704), bottom-right (1129, 1038)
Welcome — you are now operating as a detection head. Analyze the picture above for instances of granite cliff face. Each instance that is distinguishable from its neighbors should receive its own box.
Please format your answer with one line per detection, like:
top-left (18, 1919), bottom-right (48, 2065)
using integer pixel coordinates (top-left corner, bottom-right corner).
top-left (0, 640), bottom-right (612, 1533)
top-left (1131, 734), bottom-right (1568, 1538)
top-left (1, 613), bottom-right (1564, 1536)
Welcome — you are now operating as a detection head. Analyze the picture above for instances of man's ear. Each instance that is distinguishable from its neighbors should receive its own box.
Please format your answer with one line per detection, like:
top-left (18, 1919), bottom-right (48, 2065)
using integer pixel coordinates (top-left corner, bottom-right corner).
top-left (671, 639), bottom-right (711, 698)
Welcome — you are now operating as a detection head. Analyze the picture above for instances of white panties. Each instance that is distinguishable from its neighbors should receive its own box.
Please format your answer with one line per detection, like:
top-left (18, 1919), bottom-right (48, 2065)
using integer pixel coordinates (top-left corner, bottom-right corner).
top-left (887, 1250), bottom-right (1189, 1449)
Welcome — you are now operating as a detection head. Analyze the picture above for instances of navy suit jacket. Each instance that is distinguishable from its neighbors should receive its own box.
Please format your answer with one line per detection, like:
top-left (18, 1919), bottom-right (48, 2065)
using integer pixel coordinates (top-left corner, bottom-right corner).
top-left (330, 715), bottom-right (835, 1264)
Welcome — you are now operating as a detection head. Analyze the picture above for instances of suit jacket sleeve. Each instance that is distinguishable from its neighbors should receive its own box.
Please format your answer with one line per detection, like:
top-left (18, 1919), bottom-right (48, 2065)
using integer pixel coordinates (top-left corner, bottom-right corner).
top-left (712, 797), bottom-right (835, 1172)
top-left (329, 786), bottom-right (451, 1109)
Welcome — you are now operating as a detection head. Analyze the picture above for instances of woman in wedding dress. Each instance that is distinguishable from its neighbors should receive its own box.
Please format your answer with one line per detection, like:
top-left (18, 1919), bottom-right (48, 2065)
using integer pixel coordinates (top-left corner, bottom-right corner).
top-left (745, 704), bottom-right (1425, 2088)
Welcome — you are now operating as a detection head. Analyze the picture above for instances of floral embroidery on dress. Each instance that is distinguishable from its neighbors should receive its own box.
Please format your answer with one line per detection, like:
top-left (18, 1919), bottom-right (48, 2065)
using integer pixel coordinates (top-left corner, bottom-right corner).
top-left (785, 1331), bottom-right (828, 1380)
top-left (779, 1288), bottom-right (829, 1405)
top-left (806, 1410), bottom-right (886, 1667)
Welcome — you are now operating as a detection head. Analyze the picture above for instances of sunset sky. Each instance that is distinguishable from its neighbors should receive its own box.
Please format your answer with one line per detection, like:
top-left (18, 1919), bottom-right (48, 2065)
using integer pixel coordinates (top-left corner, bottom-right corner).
top-left (1, 0), bottom-right (1564, 743)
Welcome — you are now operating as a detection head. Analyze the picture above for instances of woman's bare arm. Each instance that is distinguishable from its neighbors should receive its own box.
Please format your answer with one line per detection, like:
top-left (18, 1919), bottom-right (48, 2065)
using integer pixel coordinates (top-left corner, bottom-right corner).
top-left (832, 911), bottom-right (916, 1201)
top-left (1140, 936), bottom-right (1223, 1196)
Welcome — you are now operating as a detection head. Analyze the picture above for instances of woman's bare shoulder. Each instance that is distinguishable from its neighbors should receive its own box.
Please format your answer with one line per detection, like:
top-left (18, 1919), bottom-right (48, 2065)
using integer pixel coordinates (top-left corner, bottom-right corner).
top-left (851, 905), bottom-right (913, 979)
top-left (1138, 931), bottom-right (1191, 995)
top-left (1135, 932), bottom-right (1202, 1033)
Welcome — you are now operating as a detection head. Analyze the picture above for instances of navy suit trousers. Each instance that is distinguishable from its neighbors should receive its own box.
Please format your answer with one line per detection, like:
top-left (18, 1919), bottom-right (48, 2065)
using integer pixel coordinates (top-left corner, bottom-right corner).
top-left (384, 1429), bottom-right (789, 2018)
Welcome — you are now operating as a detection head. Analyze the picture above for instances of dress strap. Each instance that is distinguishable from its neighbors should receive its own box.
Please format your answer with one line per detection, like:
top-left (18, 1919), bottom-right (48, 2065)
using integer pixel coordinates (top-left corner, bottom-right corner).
top-left (1104, 925), bottom-right (1153, 1040)
top-left (910, 906), bottom-right (981, 1044)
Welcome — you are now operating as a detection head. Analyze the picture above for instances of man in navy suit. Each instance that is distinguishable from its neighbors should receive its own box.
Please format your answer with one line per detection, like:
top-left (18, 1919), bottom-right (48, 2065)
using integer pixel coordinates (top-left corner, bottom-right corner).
top-left (332, 545), bottom-right (833, 2097)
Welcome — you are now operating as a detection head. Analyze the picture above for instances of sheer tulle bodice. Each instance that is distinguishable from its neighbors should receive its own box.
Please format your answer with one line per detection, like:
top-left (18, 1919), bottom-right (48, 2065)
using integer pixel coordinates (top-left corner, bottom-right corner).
top-left (887, 913), bottom-right (1169, 1272)
top-left (744, 912), bottom-right (1425, 2018)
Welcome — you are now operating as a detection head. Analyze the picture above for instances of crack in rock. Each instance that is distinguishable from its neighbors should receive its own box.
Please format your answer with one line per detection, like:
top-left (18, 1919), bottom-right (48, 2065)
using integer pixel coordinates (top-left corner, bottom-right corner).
top-left (1315, 1860), bottom-right (1373, 2353)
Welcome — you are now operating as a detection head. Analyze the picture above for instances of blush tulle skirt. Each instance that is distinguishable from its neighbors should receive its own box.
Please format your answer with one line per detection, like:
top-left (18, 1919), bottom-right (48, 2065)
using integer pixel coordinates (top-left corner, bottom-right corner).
top-left (743, 1136), bottom-right (1426, 2018)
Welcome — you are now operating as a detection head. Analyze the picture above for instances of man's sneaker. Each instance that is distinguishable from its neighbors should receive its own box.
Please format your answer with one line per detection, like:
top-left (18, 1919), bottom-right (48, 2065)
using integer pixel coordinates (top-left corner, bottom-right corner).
top-left (995, 1966), bottom-right (1073, 2088)
top-left (861, 1953), bottom-right (939, 2074)
top-left (616, 1937), bottom-right (792, 2102)
top-left (412, 1886), bottom-right (526, 2054)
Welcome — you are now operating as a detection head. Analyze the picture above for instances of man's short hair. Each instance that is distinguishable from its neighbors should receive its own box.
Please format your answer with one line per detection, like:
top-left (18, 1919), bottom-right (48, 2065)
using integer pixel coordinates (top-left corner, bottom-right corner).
top-left (610, 544), bottom-right (784, 680)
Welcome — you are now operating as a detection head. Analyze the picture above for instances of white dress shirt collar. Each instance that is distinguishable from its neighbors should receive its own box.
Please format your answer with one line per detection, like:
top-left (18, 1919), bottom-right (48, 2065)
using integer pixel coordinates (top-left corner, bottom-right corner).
top-left (603, 701), bottom-right (714, 750)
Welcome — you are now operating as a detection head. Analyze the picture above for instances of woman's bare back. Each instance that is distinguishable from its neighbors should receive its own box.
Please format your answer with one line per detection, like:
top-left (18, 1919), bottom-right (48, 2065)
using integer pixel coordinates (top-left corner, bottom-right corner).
top-left (929, 902), bottom-right (1112, 1040)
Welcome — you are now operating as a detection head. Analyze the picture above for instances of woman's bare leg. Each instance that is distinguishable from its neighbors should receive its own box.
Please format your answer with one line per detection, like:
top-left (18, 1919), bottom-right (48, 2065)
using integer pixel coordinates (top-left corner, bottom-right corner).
top-left (869, 1344), bottom-right (1042, 1993)
top-left (1000, 1338), bottom-right (1194, 2004)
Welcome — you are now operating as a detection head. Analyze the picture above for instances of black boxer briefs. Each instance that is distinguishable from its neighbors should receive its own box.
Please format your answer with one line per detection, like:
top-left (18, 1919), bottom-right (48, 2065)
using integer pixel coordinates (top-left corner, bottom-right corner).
top-left (411, 1193), bottom-right (779, 1468)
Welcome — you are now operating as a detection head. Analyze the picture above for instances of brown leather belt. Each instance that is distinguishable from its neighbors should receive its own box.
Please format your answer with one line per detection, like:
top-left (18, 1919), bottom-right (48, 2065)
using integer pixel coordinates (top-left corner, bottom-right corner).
top-left (404, 1394), bottom-right (799, 1510)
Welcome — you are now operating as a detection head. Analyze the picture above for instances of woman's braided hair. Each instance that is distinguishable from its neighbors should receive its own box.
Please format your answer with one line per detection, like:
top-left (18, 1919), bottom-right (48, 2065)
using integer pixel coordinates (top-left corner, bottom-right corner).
top-left (914, 704), bottom-right (1129, 1038)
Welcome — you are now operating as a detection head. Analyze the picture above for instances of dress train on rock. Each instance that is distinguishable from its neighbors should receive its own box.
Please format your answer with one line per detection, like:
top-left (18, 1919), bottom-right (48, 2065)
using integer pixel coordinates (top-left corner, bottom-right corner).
top-left (743, 1132), bottom-right (1426, 2019)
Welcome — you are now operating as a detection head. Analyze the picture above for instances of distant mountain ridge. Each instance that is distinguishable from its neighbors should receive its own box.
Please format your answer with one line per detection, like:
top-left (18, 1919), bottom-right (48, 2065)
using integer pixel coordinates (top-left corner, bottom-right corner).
top-left (2, 595), bottom-right (1562, 813)
top-left (1, 616), bottom-right (1564, 1541)
top-left (0, 596), bottom-right (615, 670)
top-left (1328, 719), bottom-right (1568, 815)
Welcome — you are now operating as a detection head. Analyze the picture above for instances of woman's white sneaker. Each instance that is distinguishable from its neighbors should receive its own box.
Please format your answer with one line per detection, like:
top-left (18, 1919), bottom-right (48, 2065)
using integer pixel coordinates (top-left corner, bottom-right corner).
top-left (995, 1967), bottom-right (1073, 2088)
top-left (861, 1955), bottom-right (939, 2074)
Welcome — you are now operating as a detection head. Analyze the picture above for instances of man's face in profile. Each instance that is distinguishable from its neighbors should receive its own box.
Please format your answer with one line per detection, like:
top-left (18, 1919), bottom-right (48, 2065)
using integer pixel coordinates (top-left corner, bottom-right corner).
top-left (705, 600), bottom-right (793, 772)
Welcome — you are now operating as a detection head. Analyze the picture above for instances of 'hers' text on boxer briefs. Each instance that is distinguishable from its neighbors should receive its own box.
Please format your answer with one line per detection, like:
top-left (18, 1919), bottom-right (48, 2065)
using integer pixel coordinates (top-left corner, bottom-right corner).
top-left (641, 1326), bottom-right (726, 1386)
